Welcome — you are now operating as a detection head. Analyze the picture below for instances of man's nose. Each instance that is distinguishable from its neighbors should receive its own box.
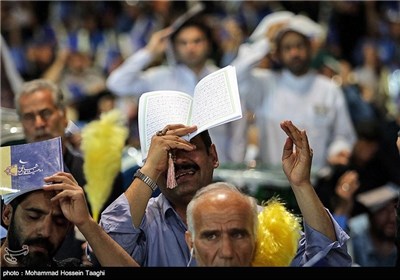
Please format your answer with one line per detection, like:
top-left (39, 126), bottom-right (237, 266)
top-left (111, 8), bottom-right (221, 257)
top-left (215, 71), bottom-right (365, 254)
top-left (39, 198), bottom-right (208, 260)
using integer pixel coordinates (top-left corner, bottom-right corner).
top-left (33, 114), bottom-right (47, 127)
top-left (37, 217), bottom-right (53, 238)
top-left (219, 237), bottom-right (234, 258)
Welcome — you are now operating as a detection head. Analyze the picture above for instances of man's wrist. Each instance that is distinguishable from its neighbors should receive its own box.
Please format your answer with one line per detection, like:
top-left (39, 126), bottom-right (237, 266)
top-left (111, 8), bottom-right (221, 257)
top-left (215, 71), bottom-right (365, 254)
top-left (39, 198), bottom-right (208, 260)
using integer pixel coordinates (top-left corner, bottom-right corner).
top-left (133, 169), bottom-right (158, 192)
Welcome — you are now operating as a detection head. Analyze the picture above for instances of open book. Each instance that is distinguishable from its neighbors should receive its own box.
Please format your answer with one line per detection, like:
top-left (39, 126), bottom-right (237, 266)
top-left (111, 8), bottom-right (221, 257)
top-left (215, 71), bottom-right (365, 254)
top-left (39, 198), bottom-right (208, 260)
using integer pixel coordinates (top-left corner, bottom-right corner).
top-left (1, 137), bottom-right (64, 196)
top-left (138, 65), bottom-right (242, 160)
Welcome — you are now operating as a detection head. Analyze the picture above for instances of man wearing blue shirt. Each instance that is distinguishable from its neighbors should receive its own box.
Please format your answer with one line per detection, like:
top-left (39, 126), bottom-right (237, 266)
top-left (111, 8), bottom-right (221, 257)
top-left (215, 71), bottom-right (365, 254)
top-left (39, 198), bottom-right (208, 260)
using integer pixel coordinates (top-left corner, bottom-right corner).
top-left (91, 121), bottom-right (352, 267)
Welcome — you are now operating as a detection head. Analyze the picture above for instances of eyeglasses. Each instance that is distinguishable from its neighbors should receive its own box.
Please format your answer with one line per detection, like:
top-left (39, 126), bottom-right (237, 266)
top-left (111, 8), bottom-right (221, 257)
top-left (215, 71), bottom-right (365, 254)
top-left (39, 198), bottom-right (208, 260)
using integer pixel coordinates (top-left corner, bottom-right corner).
top-left (21, 109), bottom-right (55, 123)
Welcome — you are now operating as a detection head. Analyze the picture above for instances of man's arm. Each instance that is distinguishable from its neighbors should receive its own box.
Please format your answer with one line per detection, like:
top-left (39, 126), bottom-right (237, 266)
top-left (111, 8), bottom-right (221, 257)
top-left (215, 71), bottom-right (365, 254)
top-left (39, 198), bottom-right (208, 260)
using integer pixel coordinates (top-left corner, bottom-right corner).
top-left (43, 172), bottom-right (139, 267)
top-left (231, 21), bottom-right (286, 81)
top-left (106, 27), bottom-right (173, 97)
top-left (280, 120), bottom-right (336, 241)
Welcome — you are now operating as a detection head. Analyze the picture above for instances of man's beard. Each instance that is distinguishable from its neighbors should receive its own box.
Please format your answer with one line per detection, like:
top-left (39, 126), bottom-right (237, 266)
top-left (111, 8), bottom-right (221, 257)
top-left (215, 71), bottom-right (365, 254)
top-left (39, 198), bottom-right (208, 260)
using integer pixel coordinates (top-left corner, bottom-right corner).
top-left (374, 228), bottom-right (397, 242)
top-left (7, 217), bottom-right (55, 267)
top-left (285, 57), bottom-right (309, 76)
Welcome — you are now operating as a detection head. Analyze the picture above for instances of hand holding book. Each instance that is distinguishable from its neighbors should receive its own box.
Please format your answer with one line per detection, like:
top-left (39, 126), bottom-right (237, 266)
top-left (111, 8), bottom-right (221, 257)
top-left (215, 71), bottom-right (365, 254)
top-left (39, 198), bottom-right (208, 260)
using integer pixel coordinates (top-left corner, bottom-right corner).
top-left (1, 137), bottom-right (64, 202)
top-left (138, 65), bottom-right (242, 161)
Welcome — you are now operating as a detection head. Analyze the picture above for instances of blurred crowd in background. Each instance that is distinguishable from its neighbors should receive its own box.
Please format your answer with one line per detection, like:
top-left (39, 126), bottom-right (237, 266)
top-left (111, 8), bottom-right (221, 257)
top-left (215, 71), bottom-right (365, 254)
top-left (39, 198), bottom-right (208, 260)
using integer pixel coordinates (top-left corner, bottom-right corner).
top-left (1, 0), bottom-right (400, 267)
top-left (2, 1), bottom-right (399, 149)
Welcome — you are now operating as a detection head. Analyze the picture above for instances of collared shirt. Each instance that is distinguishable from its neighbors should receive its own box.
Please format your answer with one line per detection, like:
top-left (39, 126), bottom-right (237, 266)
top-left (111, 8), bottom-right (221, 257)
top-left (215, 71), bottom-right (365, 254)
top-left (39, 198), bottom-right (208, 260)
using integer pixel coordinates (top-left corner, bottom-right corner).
top-left (94, 193), bottom-right (352, 267)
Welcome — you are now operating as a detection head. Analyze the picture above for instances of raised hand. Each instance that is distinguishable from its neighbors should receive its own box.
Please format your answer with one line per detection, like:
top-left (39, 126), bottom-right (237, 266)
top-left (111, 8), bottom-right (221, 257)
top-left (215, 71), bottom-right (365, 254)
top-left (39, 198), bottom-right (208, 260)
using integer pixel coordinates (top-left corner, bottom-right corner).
top-left (280, 120), bottom-right (312, 188)
top-left (43, 172), bottom-right (91, 227)
top-left (144, 124), bottom-right (197, 175)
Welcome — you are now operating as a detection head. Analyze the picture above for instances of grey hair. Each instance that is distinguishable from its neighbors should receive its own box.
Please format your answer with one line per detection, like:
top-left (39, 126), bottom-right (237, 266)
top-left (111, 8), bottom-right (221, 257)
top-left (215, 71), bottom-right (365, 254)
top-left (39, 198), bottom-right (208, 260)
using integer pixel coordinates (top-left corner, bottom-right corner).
top-left (186, 182), bottom-right (259, 239)
top-left (14, 79), bottom-right (65, 115)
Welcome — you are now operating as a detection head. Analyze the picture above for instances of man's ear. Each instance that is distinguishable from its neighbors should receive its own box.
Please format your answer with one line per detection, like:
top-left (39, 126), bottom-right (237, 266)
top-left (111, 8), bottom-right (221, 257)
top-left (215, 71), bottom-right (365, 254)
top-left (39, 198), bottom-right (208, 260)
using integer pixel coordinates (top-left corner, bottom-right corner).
top-left (2, 204), bottom-right (13, 227)
top-left (210, 144), bottom-right (219, 168)
top-left (184, 231), bottom-right (193, 251)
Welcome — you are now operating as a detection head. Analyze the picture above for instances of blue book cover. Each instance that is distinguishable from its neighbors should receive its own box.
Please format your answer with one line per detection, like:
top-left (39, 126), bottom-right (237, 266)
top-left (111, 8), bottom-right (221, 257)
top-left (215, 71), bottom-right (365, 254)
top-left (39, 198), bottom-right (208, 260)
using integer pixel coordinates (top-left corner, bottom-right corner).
top-left (1, 137), bottom-right (63, 195)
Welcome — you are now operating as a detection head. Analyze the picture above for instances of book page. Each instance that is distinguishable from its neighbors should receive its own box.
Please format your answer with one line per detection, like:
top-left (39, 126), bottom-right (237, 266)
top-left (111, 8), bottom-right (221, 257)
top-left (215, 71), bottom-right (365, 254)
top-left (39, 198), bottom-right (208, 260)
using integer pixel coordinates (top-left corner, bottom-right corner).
top-left (138, 90), bottom-right (193, 159)
top-left (189, 65), bottom-right (242, 139)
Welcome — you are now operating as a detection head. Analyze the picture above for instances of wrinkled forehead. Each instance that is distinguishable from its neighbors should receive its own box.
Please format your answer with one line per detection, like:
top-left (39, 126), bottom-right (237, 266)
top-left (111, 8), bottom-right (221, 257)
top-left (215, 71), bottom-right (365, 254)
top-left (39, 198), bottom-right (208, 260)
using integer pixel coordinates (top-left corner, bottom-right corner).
top-left (18, 89), bottom-right (57, 111)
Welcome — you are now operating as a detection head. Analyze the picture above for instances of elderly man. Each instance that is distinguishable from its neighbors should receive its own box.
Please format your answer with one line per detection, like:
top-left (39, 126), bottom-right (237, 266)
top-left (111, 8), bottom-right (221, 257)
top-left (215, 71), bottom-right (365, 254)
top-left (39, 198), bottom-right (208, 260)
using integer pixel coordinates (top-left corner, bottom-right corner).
top-left (185, 182), bottom-right (258, 266)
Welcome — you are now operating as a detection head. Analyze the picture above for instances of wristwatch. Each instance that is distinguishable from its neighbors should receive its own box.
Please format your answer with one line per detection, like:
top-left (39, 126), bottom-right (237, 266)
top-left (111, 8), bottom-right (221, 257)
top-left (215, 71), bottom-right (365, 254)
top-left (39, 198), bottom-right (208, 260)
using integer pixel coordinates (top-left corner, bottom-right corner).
top-left (134, 169), bottom-right (158, 192)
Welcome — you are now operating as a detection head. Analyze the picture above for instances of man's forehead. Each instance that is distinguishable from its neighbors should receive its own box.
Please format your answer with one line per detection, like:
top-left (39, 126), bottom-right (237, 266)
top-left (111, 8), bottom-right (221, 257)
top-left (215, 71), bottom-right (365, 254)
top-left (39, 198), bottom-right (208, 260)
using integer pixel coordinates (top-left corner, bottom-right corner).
top-left (176, 26), bottom-right (206, 39)
top-left (190, 135), bottom-right (206, 147)
top-left (196, 211), bottom-right (254, 233)
top-left (196, 193), bottom-right (252, 218)
top-left (19, 93), bottom-right (55, 111)
top-left (19, 190), bottom-right (56, 208)
top-left (279, 31), bottom-right (308, 44)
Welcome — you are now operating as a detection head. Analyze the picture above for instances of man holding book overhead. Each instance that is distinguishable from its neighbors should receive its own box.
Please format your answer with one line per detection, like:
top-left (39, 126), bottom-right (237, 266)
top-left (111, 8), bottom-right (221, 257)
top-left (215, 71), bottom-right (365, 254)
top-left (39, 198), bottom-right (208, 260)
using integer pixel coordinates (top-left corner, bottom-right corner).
top-left (1, 160), bottom-right (138, 267)
top-left (8, 79), bottom-right (126, 262)
top-left (90, 120), bottom-right (352, 267)
top-left (106, 16), bottom-right (248, 164)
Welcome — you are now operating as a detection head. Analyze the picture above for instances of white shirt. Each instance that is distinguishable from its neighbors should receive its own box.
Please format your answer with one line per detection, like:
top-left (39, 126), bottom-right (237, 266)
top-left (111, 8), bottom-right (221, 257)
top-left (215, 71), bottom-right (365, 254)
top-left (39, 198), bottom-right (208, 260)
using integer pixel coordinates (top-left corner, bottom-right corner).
top-left (246, 68), bottom-right (357, 172)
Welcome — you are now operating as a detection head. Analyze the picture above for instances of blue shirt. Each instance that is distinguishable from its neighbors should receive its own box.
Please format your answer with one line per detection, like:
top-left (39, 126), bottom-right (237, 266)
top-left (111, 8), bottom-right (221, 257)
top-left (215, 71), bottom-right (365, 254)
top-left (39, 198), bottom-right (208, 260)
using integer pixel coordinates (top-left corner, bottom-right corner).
top-left (94, 193), bottom-right (352, 267)
top-left (0, 225), bottom-right (7, 240)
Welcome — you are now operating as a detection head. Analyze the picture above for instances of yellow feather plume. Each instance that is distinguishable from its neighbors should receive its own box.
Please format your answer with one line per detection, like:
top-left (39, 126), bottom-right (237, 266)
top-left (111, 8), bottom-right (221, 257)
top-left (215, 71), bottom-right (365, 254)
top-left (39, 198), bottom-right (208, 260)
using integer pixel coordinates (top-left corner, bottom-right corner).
top-left (80, 109), bottom-right (128, 222)
top-left (252, 197), bottom-right (302, 266)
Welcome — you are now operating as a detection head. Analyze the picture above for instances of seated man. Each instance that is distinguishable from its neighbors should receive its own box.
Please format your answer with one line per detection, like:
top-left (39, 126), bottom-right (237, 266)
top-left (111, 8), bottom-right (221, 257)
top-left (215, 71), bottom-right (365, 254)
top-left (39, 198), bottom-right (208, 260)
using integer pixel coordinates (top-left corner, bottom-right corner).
top-left (95, 120), bottom-right (352, 266)
top-left (1, 172), bottom-right (138, 267)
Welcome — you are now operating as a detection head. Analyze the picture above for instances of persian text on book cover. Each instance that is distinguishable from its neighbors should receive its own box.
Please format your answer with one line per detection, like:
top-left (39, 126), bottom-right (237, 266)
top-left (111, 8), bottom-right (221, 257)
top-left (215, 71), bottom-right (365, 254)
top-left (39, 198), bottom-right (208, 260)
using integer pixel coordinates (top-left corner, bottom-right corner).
top-left (1, 137), bottom-right (64, 195)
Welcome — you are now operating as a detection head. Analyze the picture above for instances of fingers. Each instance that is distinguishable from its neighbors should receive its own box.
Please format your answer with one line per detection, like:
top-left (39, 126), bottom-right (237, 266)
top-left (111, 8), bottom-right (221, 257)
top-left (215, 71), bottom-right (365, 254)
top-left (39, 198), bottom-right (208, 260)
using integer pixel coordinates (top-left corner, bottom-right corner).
top-left (50, 188), bottom-right (83, 203)
top-left (280, 120), bottom-right (303, 143)
top-left (158, 26), bottom-right (174, 39)
top-left (155, 124), bottom-right (197, 137)
top-left (44, 171), bottom-right (77, 183)
top-left (43, 172), bottom-right (81, 191)
top-left (281, 120), bottom-right (310, 147)
top-left (152, 124), bottom-right (198, 153)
